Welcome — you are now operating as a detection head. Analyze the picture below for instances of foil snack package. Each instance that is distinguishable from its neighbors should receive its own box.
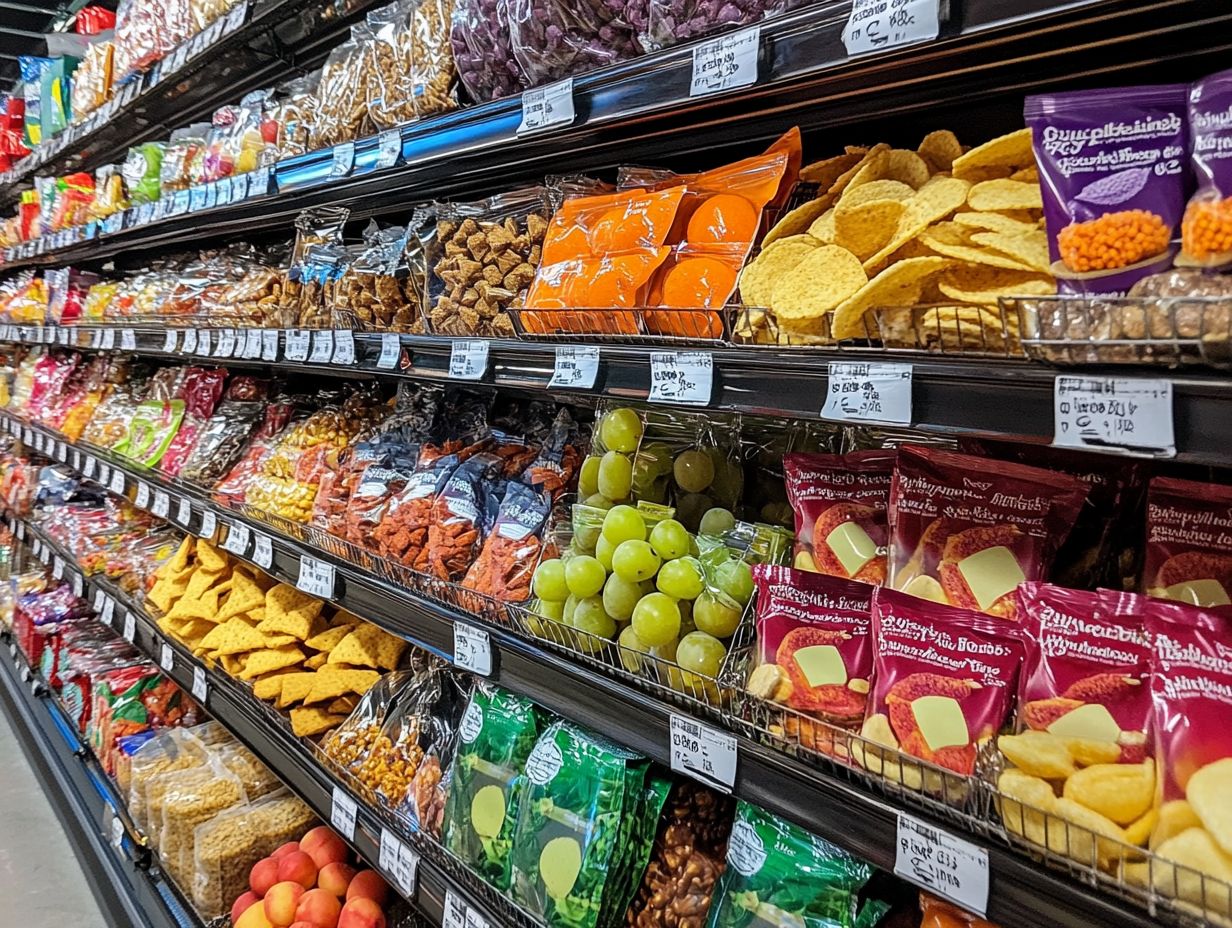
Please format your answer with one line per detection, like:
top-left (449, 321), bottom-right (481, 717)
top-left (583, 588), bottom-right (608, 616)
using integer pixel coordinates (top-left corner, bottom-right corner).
top-left (1143, 476), bottom-right (1232, 608)
top-left (1181, 67), bottom-right (1232, 267)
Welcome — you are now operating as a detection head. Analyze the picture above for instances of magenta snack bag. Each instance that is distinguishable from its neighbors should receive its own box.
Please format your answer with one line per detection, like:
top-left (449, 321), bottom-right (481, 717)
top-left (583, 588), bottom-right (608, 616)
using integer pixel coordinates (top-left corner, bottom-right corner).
top-left (1181, 68), bottom-right (1232, 267)
top-left (751, 565), bottom-right (872, 727)
top-left (1025, 83), bottom-right (1189, 295)
top-left (783, 450), bottom-right (894, 584)
top-left (1145, 599), bottom-right (1232, 801)
top-left (865, 587), bottom-right (1024, 776)
top-left (1017, 582), bottom-right (1152, 763)
top-left (1143, 476), bottom-right (1232, 608)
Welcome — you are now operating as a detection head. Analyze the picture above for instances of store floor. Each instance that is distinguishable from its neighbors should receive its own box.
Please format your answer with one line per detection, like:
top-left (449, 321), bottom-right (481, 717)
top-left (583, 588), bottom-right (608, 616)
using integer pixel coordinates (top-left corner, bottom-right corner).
top-left (0, 706), bottom-right (108, 927)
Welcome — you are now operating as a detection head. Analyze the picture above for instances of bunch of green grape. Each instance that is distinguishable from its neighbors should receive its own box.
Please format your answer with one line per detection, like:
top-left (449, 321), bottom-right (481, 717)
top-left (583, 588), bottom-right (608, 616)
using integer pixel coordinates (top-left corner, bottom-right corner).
top-left (576, 407), bottom-right (643, 509)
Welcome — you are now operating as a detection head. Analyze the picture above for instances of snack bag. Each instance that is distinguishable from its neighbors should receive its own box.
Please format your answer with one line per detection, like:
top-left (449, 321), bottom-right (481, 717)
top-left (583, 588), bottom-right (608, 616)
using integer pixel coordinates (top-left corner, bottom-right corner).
top-left (1181, 68), bottom-right (1232, 267)
top-left (887, 445), bottom-right (1088, 620)
top-left (1025, 83), bottom-right (1189, 294)
top-left (462, 482), bottom-right (551, 602)
top-left (749, 565), bottom-right (872, 730)
top-left (1143, 476), bottom-right (1232, 607)
top-left (862, 587), bottom-right (1024, 778)
top-left (784, 450), bottom-right (894, 582)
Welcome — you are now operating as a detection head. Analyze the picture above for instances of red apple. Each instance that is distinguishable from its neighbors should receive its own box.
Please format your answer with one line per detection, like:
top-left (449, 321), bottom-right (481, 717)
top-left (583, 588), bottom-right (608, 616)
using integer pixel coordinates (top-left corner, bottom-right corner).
top-left (250, 857), bottom-right (280, 897)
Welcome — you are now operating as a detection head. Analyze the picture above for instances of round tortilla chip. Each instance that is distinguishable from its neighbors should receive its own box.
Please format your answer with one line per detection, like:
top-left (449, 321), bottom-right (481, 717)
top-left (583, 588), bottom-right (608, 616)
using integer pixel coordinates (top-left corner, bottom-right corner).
top-left (967, 178), bottom-right (1044, 212)
top-left (920, 305), bottom-right (1020, 351)
top-left (884, 150), bottom-right (932, 189)
top-left (762, 196), bottom-right (833, 247)
top-left (918, 130), bottom-right (963, 173)
top-left (969, 229), bottom-right (1050, 274)
top-left (800, 151), bottom-right (865, 188)
top-left (830, 256), bottom-right (950, 340)
top-left (825, 143), bottom-right (891, 199)
top-left (952, 128), bottom-right (1034, 180)
top-left (920, 223), bottom-right (1036, 272)
top-left (951, 210), bottom-right (1039, 237)
top-left (862, 175), bottom-right (972, 274)
top-left (738, 235), bottom-right (820, 308)
top-left (834, 198), bottom-right (906, 260)
top-left (839, 179), bottom-right (915, 208)
top-left (808, 208), bottom-right (836, 243)
top-left (938, 264), bottom-right (1055, 303)
top-left (1010, 165), bottom-right (1039, 183)
top-left (769, 245), bottom-right (867, 334)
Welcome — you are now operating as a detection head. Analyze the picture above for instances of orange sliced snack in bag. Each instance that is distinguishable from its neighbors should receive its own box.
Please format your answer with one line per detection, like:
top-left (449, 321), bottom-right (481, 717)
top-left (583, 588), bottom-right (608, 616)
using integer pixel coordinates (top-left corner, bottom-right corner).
top-left (658, 256), bottom-right (739, 308)
top-left (687, 194), bottom-right (760, 245)
top-left (539, 186), bottom-right (685, 264)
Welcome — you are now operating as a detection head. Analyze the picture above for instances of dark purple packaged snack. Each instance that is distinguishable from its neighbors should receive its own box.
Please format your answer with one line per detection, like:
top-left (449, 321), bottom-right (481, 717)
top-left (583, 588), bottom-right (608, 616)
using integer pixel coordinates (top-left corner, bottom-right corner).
top-left (1181, 68), bottom-right (1232, 267)
top-left (450, 0), bottom-right (528, 103)
top-left (1025, 84), bottom-right (1189, 295)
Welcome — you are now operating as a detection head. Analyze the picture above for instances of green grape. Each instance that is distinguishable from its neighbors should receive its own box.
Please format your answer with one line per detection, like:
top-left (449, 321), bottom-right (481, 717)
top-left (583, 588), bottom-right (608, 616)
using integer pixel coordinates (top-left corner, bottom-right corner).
top-left (611, 540), bottom-right (661, 583)
top-left (600, 407), bottom-right (643, 453)
top-left (714, 559), bottom-right (755, 605)
top-left (563, 595), bottom-right (579, 624)
top-left (708, 453), bottom-right (744, 505)
top-left (637, 442), bottom-right (675, 479)
top-left (571, 596), bottom-right (616, 652)
top-left (650, 639), bottom-right (686, 692)
top-left (617, 624), bottom-right (649, 672)
top-left (602, 574), bottom-right (647, 621)
top-left (699, 507), bottom-right (736, 537)
top-left (578, 455), bottom-right (601, 498)
top-left (760, 501), bottom-right (793, 525)
top-left (656, 557), bottom-right (704, 600)
top-left (581, 494), bottom-right (615, 513)
top-left (601, 504), bottom-right (646, 546)
top-left (595, 535), bottom-right (616, 571)
top-left (673, 449), bottom-right (715, 493)
top-left (597, 450), bottom-right (633, 501)
top-left (631, 593), bottom-right (681, 647)
top-left (677, 631), bottom-right (727, 678)
top-left (648, 519), bottom-right (690, 560)
top-left (693, 591), bottom-right (742, 638)
top-left (535, 598), bottom-right (565, 621)
top-left (675, 492), bottom-right (712, 532)
top-left (565, 555), bottom-right (606, 598)
top-left (532, 559), bottom-right (569, 602)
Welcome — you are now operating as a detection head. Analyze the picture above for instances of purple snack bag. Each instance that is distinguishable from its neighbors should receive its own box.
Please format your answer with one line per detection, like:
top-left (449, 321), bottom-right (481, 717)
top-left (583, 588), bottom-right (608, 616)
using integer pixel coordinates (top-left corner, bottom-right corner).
top-left (1025, 84), bottom-right (1189, 295)
top-left (1181, 68), bottom-right (1232, 267)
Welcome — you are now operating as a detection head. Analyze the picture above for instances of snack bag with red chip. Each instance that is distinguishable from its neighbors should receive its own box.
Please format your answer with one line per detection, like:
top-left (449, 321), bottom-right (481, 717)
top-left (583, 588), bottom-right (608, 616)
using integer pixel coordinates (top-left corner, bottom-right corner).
top-left (1143, 476), bottom-right (1232, 608)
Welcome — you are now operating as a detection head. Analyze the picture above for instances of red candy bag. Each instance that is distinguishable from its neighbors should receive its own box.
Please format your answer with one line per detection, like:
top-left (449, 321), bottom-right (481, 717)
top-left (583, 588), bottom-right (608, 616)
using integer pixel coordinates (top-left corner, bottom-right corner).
top-left (1143, 476), bottom-right (1232, 607)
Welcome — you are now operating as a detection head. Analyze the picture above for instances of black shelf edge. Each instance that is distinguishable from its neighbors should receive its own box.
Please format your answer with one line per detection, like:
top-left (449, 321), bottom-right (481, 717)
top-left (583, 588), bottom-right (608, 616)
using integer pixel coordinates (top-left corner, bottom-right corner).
top-left (5, 411), bottom-right (1174, 928)
top-left (4, 0), bottom-right (1231, 270)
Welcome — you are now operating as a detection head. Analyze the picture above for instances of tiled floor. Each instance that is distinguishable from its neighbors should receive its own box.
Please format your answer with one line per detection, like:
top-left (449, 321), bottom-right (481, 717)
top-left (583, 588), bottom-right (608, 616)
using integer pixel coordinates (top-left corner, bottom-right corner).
top-left (0, 705), bottom-right (108, 927)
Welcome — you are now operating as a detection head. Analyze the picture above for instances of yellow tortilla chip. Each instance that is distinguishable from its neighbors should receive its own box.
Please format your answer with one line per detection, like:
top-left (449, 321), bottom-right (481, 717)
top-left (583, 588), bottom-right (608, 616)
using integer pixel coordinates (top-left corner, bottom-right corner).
top-left (147, 581), bottom-right (177, 614)
top-left (862, 175), bottom-right (972, 274)
top-left (304, 623), bottom-right (358, 653)
top-left (807, 209), bottom-right (836, 243)
top-left (290, 707), bottom-right (347, 738)
top-left (834, 198), bottom-right (907, 261)
top-left (969, 229), bottom-right (1051, 274)
top-left (165, 595), bottom-right (216, 623)
top-left (185, 567), bottom-right (225, 602)
top-left (831, 257), bottom-right (950, 341)
top-left (305, 653), bottom-right (329, 670)
top-left (253, 675), bottom-right (288, 701)
top-left (840, 180), bottom-right (915, 208)
top-left (276, 673), bottom-right (317, 708)
top-left (266, 584), bottom-right (324, 619)
top-left (920, 223), bottom-right (1036, 272)
top-left (918, 130), bottom-right (963, 173)
top-left (199, 618), bottom-right (264, 655)
top-left (951, 210), bottom-right (1039, 237)
top-left (259, 603), bottom-right (325, 641)
top-left (217, 572), bottom-right (264, 621)
top-left (177, 618), bottom-right (216, 646)
top-left (799, 150), bottom-right (865, 187)
top-left (195, 540), bottom-right (227, 571)
top-left (761, 196), bottom-right (833, 247)
top-left (952, 128), bottom-right (1034, 180)
top-left (327, 695), bottom-right (360, 716)
top-left (1010, 165), bottom-right (1039, 183)
top-left (168, 536), bottom-right (194, 573)
top-left (328, 625), bottom-right (406, 671)
top-left (919, 305), bottom-right (1020, 352)
top-left (937, 265), bottom-right (1055, 304)
top-left (738, 236), bottom-right (820, 309)
top-left (239, 645), bottom-right (306, 680)
top-left (329, 609), bottom-right (364, 627)
top-left (219, 654), bottom-right (246, 676)
top-left (304, 668), bottom-right (381, 705)
top-left (769, 245), bottom-right (868, 335)
top-left (967, 178), bottom-right (1044, 213)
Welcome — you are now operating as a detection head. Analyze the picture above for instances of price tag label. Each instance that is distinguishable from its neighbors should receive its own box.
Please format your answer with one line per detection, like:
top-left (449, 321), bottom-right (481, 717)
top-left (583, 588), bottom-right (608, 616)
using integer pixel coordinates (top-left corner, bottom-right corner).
top-left (253, 533), bottom-right (274, 569)
top-left (1053, 376), bottom-right (1175, 456)
top-left (216, 177), bottom-right (233, 206)
top-left (453, 623), bottom-right (492, 676)
top-left (159, 643), bottom-right (174, 672)
top-left (100, 596), bottom-right (115, 626)
top-left (443, 890), bottom-right (468, 928)
top-left (162, 329), bottom-right (179, 353)
top-left (330, 142), bottom-right (355, 178)
top-left (465, 909), bottom-right (490, 928)
top-left (895, 813), bottom-right (989, 915)
top-left (57, 328), bottom-right (69, 347)
top-left (181, 328), bottom-right (199, 354)
top-left (242, 328), bottom-right (262, 359)
top-left (223, 0), bottom-right (248, 32)
top-left (109, 809), bottom-right (124, 850)
top-left (310, 330), bottom-right (334, 363)
top-left (330, 787), bottom-right (357, 840)
top-left (232, 172), bottom-right (250, 200)
top-left (190, 185), bottom-right (207, 212)
top-left (200, 510), bottom-right (217, 540)
top-left (121, 328), bottom-right (137, 351)
top-left (549, 346), bottom-right (599, 389)
top-left (648, 352), bottom-right (713, 406)
top-left (449, 340), bottom-right (490, 380)
top-left (176, 497), bottom-right (193, 527)
top-left (669, 713), bottom-right (737, 791)
top-left (518, 78), bottom-right (575, 135)
top-left (72, 573), bottom-right (83, 598)
top-left (822, 361), bottom-right (913, 424)
top-left (379, 829), bottom-right (419, 895)
top-left (123, 612), bottom-right (136, 642)
top-left (690, 26), bottom-right (760, 96)
top-left (248, 166), bottom-right (270, 198)
top-left (196, 329), bottom-right (213, 357)
top-left (215, 329), bottom-right (237, 357)
top-left (843, 0), bottom-right (940, 56)
top-left (262, 329), bottom-right (280, 361)
top-left (376, 130), bottom-right (401, 169)
top-left (97, 462), bottom-right (110, 487)
top-left (93, 589), bottom-right (106, 612)
top-left (133, 483), bottom-right (149, 509)
top-left (203, 183), bottom-right (218, 210)
top-left (83, 455), bottom-right (97, 478)
top-left (153, 490), bottom-right (171, 519)
top-left (223, 522), bottom-right (250, 555)
top-left (16, 522), bottom-right (24, 542)
top-left (298, 555), bottom-right (335, 598)
top-left (101, 328), bottom-right (117, 350)
top-left (109, 469), bottom-right (126, 496)
top-left (52, 556), bottom-right (64, 580)
top-left (285, 329), bottom-right (310, 362)
top-left (332, 330), bottom-right (355, 366)
top-left (377, 333), bottom-right (401, 370)
top-left (172, 190), bottom-right (191, 215)
top-left (192, 666), bottom-right (208, 704)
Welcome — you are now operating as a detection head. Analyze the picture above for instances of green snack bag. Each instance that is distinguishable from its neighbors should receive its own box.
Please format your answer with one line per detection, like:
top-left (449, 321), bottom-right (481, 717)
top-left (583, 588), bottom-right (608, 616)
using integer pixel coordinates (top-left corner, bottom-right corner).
top-left (598, 772), bottom-right (670, 928)
top-left (442, 685), bottom-right (544, 890)
top-left (705, 801), bottom-right (875, 928)
top-left (113, 399), bottom-right (186, 468)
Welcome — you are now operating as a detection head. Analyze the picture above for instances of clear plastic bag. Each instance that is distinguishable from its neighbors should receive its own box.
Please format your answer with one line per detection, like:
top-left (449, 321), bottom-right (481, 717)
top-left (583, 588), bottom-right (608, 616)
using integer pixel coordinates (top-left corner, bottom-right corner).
top-left (269, 73), bottom-right (319, 163)
top-left (507, 0), bottom-right (644, 86)
top-left (121, 141), bottom-right (165, 205)
top-left (333, 222), bottom-right (421, 331)
top-left (410, 0), bottom-right (458, 119)
top-left (366, 1), bottom-right (417, 130)
top-left (644, 0), bottom-right (767, 49)
top-left (160, 123), bottom-right (210, 193)
top-left (449, 0), bottom-right (526, 103)
top-left (159, 756), bottom-right (247, 890)
top-left (70, 39), bottom-right (113, 123)
top-left (313, 27), bottom-right (373, 149)
top-left (128, 727), bottom-right (209, 834)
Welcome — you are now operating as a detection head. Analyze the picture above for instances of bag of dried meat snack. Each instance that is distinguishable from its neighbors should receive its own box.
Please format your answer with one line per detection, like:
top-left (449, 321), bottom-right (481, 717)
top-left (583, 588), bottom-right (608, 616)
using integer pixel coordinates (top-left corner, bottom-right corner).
top-left (749, 565), bottom-right (872, 731)
top-left (887, 445), bottom-right (1087, 620)
top-left (1026, 83), bottom-right (1189, 294)
top-left (423, 452), bottom-right (506, 581)
top-left (373, 450), bottom-right (462, 569)
top-left (462, 482), bottom-right (551, 602)
top-left (1143, 476), bottom-right (1232, 607)
top-left (858, 587), bottom-right (1024, 781)
top-left (1181, 68), bottom-right (1232, 267)
top-left (784, 450), bottom-right (894, 582)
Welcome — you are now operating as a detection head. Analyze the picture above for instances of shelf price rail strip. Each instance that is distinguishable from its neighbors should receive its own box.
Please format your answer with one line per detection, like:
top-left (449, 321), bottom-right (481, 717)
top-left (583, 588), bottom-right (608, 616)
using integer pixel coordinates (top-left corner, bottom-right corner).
top-left (7, 509), bottom-right (532, 928)
top-left (3, 409), bottom-right (1173, 928)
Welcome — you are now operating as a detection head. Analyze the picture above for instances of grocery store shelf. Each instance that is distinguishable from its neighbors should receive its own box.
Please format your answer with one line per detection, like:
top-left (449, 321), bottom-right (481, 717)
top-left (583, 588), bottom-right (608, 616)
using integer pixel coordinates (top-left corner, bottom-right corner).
top-left (5, 0), bottom-right (1232, 269)
top-left (0, 630), bottom-right (202, 928)
top-left (6, 412), bottom-right (1171, 928)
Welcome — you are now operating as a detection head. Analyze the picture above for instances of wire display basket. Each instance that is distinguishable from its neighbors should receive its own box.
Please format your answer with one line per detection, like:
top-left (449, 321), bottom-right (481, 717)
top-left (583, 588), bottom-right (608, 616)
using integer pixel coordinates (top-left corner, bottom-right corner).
top-left (508, 305), bottom-right (757, 348)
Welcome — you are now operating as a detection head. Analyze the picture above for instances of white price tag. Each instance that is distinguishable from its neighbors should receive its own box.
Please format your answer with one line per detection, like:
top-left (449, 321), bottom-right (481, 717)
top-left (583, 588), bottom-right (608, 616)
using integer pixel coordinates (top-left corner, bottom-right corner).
top-left (196, 329), bottom-right (212, 357)
top-left (57, 328), bottom-right (69, 347)
top-left (330, 142), bottom-right (355, 178)
top-left (377, 333), bottom-right (401, 370)
top-left (453, 623), bottom-right (492, 676)
top-left (297, 555), bottom-right (335, 599)
top-left (285, 329), bottom-right (310, 362)
top-left (121, 328), bottom-right (137, 351)
top-left (449, 340), bottom-right (490, 380)
top-left (159, 643), bottom-right (174, 672)
top-left (262, 329), bottom-right (279, 361)
top-left (135, 483), bottom-right (150, 509)
top-left (332, 330), bottom-right (355, 366)
top-left (181, 328), bottom-right (198, 354)
top-left (123, 612), bottom-right (136, 642)
top-left (253, 533), bottom-right (274, 569)
top-left (55, 441), bottom-right (67, 461)
top-left (248, 166), bottom-right (270, 197)
top-left (895, 813), bottom-right (989, 915)
top-left (376, 130), bottom-right (401, 168)
top-left (153, 490), bottom-right (170, 519)
top-left (83, 455), bottom-right (97, 478)
top-left (109, 469), bottom-right (126, 495)
top-left (690, 26), bottom-right (760, 96)
top-left (100, 596), bottom-right (115, 626)
top-left (843, 0), bottom-right (940, 56)
top-left (232, 173), bottom-right (250, 201)
top-left (822, 361), bottom-right (913, 424)
top-left (1053, 376), bottom-right (1175, 456)
top-left (243, 328), bottom-right (263, 359)
top-left (52, 556), bottom-right (64, 580)
top-left (549, 346), bottom-right (600, 389)
top-left (443, 890), bottom-right (468, 928)
top-left (72, 573), bottom-right (83, 598)
top-left (215, 329), bottom-right (237, 357)
top-left (216, 177), bottom-right (233, 206)
top-left (330, 787), bottom-right (357, 840)
top-left (93, 589), bottom-right (106, 612)
top-left (669, 713), bottom-right (737, 791)
top-left (379, 829), bottom-right (419, 895)
top-left (200, 510), bottom-right (217, 540)
top-left (176, 497), bottom-right (193, 526)
top-left (465, 909), bottom-right (490, 928)
top-left (162, 330), bottom-right (179, 353)
top-left (109, 810), bottom-right (124, 850)
top-left (16, 522), bottom-right (24, 541)
top-left (648, 352), bottom-right (713, 406)
top-left (518, 78), bottom-right (575, 135)
top-left (309, 330), bottom-right (334, 363)
top-left (171, 190), bottom-right (190, 215)
top-left (223, 0), bottom-right (247, 32)
top-left (101, 328), bottom-right (118, 350)
top-left (192, 666), bottom-right (208, 703)
top-left (223, 522), bottom-right (250, 555)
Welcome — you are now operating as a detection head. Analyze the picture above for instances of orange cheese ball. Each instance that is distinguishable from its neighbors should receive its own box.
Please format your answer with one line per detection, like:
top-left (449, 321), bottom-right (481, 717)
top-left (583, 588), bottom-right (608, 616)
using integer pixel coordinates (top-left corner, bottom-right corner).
top-left (1057, 209), bottom-right (1171, 273)
top-left (1182, 197), bottom-right (1232, 261)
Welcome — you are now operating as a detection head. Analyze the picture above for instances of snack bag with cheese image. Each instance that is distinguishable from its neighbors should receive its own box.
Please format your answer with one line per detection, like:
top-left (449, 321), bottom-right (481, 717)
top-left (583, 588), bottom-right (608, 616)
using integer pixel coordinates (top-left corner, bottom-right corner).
top-left (1143, 476), bottom-right (1232, 608)
top-left (887, 446), bottom-right (1087, 620)
top-left (862, 588), bottom-right (1024, 777)
top-left (783, 450), bottom-right (895, 583)
top-left (749, 565), bottom-right (873, 729)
